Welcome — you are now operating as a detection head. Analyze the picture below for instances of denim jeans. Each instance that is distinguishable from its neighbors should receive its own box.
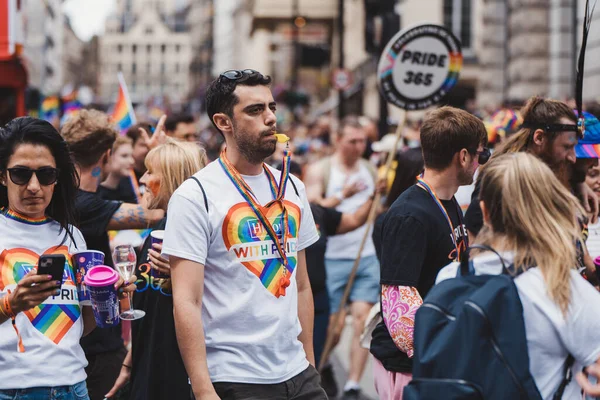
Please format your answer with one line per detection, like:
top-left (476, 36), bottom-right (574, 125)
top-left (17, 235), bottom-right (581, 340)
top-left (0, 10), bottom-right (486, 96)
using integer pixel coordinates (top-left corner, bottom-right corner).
top-left (0, 381), bottom-right (89, 400)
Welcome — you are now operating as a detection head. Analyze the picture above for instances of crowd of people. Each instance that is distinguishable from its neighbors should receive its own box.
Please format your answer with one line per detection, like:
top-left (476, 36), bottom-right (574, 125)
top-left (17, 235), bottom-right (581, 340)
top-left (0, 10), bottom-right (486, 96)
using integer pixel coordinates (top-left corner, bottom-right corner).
top-left (2, 67), bottom-right (600, 400)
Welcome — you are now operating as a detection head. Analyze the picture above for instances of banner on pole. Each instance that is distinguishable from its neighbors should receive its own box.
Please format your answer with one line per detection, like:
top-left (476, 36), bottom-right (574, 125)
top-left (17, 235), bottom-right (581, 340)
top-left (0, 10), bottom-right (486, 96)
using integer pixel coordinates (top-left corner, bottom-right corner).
top-left (377, 24), bottom-right (463, 110)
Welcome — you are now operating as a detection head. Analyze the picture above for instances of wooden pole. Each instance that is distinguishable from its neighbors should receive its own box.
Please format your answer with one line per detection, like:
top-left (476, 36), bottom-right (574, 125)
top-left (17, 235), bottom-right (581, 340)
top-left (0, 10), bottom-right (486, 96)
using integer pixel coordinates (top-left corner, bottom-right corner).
top-left (318, 110), bottom-right (408, 371)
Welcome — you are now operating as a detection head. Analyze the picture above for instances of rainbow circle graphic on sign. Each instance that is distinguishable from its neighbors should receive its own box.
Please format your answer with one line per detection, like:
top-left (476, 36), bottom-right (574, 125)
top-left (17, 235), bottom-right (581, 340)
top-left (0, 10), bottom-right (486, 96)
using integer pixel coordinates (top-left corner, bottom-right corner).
top-left (377, 24), bottom-right (463, 110)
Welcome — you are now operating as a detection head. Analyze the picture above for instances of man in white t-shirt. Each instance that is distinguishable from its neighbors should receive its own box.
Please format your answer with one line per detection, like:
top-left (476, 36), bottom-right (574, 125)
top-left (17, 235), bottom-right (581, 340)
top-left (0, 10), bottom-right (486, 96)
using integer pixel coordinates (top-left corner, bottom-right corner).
top-left (162, 69), bottom-right (325, 399)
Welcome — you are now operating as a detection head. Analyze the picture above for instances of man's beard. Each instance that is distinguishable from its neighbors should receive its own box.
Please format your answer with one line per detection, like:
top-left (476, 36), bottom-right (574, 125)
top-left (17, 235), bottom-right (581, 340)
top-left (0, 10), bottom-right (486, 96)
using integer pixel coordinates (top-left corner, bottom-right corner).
top-left (233, 127), bottom-right (277, 164)
top-left (539, 145), bottom-right (571, 188)
top-left (457, 166), bottom-right (475, 186)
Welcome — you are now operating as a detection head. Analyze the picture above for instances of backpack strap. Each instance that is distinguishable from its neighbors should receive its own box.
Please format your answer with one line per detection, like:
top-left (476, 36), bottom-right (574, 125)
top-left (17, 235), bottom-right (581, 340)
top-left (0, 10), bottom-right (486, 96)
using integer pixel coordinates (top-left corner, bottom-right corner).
top-left (189, 176), bottom-right (209, 213)
top-left (552, 355), bottom-right (575, 400)
top-left (459, 244), bottom-right (509, 277)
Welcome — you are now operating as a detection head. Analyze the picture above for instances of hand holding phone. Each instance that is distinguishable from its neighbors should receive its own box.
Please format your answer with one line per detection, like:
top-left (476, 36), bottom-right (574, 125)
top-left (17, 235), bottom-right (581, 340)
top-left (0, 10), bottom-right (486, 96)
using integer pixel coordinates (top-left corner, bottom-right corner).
top-left (37, 254), bottom-right (66, 288)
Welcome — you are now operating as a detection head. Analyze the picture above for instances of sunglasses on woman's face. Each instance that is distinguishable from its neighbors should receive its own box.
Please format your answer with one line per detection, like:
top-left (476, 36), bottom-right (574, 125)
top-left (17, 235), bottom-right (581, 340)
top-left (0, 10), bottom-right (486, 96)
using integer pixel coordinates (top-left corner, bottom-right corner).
top-left (6, 167), bottom-right (59, 186)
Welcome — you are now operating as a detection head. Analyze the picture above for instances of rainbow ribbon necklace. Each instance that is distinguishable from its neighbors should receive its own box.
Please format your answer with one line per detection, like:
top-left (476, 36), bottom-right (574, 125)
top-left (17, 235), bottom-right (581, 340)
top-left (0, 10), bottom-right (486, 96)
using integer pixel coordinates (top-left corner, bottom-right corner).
top-left (416, 176), bottom-right (467, 260)
top-left (219, 147), bottom-right (293, 297)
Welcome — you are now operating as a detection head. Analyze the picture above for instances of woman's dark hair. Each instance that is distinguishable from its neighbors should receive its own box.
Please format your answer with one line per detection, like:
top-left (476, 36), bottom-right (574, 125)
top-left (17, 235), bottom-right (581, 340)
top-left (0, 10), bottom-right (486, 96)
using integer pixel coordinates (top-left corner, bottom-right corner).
top-left (385, 147), bottom-right (424, 208)
top-left (0, 117), bottom-right (80, 245)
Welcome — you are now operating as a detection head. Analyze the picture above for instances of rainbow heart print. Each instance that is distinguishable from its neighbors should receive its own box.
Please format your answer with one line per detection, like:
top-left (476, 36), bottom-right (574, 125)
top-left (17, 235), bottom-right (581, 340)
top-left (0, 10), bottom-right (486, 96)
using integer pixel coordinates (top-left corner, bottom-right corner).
top-left (222, 200), bottom-right (301, 297)
top-left (0, 246), bottom-right (80, 344)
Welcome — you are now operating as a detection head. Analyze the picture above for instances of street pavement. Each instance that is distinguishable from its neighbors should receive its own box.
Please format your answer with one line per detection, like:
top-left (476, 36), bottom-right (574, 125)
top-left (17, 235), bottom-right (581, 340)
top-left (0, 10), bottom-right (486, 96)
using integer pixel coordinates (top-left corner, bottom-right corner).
top-left (330, 316), bottom-right (378, 400)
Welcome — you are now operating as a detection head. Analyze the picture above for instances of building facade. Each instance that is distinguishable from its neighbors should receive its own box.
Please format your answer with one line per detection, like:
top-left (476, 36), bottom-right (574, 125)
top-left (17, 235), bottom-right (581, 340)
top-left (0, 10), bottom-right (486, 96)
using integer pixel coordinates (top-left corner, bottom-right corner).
top-left (227, 0), bottom-right (485, 123)
top-left (477, 0), bottom-right (600, 107)
top-left (99, 0), bottom-right (192, 105)
top-left (62, 17), bottom-right (85, 88)
top-left (188, 0), bottom-right (213, 100)
top-left (22, 0), bottom-right (64, 94)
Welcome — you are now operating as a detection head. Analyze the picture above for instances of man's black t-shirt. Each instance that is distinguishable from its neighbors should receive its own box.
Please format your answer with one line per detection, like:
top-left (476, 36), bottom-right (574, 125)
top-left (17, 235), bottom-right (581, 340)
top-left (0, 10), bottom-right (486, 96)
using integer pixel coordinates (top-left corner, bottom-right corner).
top-left (373, 213), bottom-right (385, 262)
top-left (76, 189), bottom-right (125, 356)
top-left (370, 184), bottom-right (468, 373)
top-left (130, 218), bottom-right (190, 400)
top-left (307, 204), bottom-right (342, 294)
top-left (97, 177), bottom-right (138, 204)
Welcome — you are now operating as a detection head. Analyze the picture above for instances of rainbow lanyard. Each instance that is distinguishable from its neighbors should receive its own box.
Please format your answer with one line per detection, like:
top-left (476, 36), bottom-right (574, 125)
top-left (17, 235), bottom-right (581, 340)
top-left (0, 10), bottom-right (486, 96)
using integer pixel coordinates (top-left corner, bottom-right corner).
top-left (416, 176), bottom-right (467, 260)
top-left (219, 148), bottom-right (293, 297)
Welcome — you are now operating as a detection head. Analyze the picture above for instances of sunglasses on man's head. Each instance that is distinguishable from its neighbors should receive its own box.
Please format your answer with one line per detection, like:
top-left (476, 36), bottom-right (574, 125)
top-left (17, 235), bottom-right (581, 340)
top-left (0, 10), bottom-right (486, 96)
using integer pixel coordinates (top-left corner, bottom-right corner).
top-left (522, 121), bottom-right (583, 138)
top-left (6, 167), bottom-right (59, 186)
top-left (219, 69), bottom-right (261, 83)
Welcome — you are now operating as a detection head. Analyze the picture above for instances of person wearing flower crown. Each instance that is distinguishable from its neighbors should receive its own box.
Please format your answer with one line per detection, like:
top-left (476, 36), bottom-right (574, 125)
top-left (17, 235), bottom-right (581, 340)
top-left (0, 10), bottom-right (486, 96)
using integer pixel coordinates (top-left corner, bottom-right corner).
top-left (162, 69), bottom-right (326, 400)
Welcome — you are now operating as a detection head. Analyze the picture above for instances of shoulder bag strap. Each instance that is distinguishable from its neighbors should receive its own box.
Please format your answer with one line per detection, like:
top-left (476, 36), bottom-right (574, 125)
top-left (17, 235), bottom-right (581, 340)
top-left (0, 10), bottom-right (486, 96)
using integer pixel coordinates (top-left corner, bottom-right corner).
top-left (289, 176), bottom-right (300, 197)
top-left (552, 355), bottom-right (575, 400)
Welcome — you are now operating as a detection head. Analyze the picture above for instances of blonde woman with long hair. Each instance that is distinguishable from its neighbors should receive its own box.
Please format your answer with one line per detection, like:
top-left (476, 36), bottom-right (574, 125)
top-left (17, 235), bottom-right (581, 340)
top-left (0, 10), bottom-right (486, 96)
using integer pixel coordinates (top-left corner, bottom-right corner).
top-left (436, 152), bottom-right (600, 399)
top-left (106, 139), bottom-right (207, 400)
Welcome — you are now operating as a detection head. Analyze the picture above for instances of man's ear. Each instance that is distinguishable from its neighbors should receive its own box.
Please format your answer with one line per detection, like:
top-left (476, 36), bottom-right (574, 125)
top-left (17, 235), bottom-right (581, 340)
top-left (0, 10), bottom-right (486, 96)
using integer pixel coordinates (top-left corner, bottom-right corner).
top-left (532, 129), bottom-right (546, 146)
top-left (458, 148), bottom-right (470, 167)
top-left (213, 113), bottom-right (233, 134)
top-left (102, 149), bottom-right (111, 166)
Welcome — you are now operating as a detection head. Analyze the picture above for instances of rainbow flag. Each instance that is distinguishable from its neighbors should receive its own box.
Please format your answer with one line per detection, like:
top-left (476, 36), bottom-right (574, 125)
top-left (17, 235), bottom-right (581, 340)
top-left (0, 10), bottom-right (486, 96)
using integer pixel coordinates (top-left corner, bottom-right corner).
top-left (112, 72), bottom-right (136, 133)
top-left (40, 96), bottom-right (59, 122)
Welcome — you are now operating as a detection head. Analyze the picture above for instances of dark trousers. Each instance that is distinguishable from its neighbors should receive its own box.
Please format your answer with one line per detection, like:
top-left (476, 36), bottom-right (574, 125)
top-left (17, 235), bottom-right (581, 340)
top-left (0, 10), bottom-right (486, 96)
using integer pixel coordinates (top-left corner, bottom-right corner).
top-left (313, 289), bottom-right (330, 368)
top-left (84, 347), bottom-right (127, 400)
top-left (209, 366), bottom-right (327, 400)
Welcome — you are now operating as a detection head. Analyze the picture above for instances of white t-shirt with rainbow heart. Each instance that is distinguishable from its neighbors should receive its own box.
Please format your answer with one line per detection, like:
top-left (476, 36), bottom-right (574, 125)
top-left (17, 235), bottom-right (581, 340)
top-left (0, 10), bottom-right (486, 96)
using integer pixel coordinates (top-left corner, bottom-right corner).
top-left (163, 160), bottom-right (320, 384)
top-left (0, 210), bottom-right (88, 389)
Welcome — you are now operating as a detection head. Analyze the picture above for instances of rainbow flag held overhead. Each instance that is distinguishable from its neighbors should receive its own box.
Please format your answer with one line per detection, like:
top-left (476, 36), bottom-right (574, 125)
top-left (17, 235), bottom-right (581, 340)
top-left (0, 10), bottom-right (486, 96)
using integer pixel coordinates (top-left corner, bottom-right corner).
top-left (40, 96), bottom-right (60, 122)
top-left (60, 90), bottom-right (83, 126)
top-left (112, 72), bottom-right (137, 133)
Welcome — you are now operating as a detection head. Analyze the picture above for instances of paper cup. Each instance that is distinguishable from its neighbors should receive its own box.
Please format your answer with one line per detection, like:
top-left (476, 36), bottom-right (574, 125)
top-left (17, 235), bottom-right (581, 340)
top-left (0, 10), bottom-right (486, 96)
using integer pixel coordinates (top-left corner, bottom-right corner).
top-left (149, 230), bottom-right (169, 280)
top-left (84, 265), bottom-right (120, 328)
top-left (72, 250), bottom-right (105, 305)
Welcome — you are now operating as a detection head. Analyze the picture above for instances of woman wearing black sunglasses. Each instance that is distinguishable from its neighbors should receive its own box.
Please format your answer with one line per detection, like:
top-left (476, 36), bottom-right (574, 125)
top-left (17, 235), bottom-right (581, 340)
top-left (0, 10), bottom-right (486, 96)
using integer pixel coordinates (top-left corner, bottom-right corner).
top-left (0, 117), bottom-right (135, 400)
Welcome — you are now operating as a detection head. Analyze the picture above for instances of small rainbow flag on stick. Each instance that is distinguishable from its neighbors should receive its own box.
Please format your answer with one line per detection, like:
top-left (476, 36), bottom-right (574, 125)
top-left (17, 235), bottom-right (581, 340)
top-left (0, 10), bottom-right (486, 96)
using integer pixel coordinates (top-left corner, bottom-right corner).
top-left (112, 72), bottom-right (137, 133)
top-left (40, 96), bottom-right (60, 122)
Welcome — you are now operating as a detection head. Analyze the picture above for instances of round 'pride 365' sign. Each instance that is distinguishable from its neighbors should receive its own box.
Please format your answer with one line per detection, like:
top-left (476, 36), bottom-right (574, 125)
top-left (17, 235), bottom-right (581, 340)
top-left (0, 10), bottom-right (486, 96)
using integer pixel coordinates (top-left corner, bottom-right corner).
top-left (377, 24), bottom-right (463, 110)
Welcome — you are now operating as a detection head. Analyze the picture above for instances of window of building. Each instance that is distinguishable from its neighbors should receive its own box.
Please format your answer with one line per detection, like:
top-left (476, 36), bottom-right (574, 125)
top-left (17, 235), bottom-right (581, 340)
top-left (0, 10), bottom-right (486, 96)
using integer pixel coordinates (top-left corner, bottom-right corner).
top-left (175, 44), bottom-right (181, 53)
top-left (145, 26), bottom-right (153, 34)
top-left (132, 44), bottom-right (137, 54)
top-left (175, 63), bottom-right (179, 73)
top-left (161, 63), bottom-right (166, 74)
top-left (45, 35), bottom-right (54, 49)
top-left (117, 44), bottom-right (123, 53)
top-left (132, 62), bottom-right (137, 74)
top-left (147, 44), bottom-right (152, 54)
top-left (161, 44), bottom-right (166, 54)
top-left (117, 63), bottom-right (122, 72)
top-left (443, 0), bottom-right (472, 50)
top-left (147, 62), bottom-right (151, 73)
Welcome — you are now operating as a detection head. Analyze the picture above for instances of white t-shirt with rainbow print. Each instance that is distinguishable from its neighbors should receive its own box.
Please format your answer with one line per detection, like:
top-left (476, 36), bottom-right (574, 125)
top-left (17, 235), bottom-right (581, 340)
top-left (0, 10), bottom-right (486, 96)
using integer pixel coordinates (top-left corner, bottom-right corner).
top-left (163, 160), bottom-right (320, 384)
top-left (0, 210), bottom-right (88, 389)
